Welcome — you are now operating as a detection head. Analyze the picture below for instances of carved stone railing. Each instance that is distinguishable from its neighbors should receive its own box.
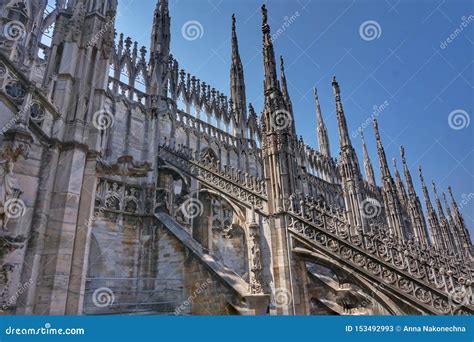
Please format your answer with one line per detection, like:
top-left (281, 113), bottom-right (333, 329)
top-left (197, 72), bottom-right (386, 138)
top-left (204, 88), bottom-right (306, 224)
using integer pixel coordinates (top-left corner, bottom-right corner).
top-left (107, 76), bottom-right (147, 105)
top-left (176, 110), bottom-right (237, 147)
top-left (305, 172), bottom-right (342, 196)
top-left (176, 110), bottom-right (258, 151)
top-left (286, 194), bottom-right (473, 315)
top-left (108, 32), bottom-right (260, 133)
top-left (158, 145), bottom-right (267, 212)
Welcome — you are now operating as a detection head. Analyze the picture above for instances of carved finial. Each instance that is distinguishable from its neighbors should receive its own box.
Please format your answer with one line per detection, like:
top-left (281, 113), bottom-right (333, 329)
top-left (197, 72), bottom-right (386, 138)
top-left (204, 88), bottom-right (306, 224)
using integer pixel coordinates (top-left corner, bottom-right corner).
top-left (373, 118), bottom-right (381, 141)
top-left (332, 76), bottom-right (339, 95)
top-left (400, 145), bottom-right (406, 162)
top-left (140, 46), bottom-right (147, 62)
top-left (132, 41), bottom-right (138, 59)
top-left (448, 186), bottom-right (454, 199)
top-left (279, 55), bottom-right (292, 109)
top-left (248, 103), bottom-right (256, 118)
top-left (443, 192), bottom-right (451, 212)
top-left (418, 166), bottom-right (424, 182)
top-left (431, 180), bottom-right (437, 193)
top-left (124, 37), bottom-right (132, 56)
top-left (360, 129), bottom-right (376, 186)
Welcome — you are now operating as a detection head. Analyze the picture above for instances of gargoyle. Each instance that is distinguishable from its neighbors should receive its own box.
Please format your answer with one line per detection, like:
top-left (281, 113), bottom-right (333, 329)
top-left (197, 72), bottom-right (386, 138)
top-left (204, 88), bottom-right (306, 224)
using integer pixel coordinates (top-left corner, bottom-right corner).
top-left (0, 233), bottom-right (26, 262)
top-left (97, 155), bottom-right (152, 178)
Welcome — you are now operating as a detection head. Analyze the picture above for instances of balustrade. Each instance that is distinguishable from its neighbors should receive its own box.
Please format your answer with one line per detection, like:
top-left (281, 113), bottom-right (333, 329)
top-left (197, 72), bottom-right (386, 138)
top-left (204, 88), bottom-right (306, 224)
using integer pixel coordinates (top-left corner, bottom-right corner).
top-left (158, 145), bottom-right (267, 210)
top-left (286, 193), bottom-right (473, 315)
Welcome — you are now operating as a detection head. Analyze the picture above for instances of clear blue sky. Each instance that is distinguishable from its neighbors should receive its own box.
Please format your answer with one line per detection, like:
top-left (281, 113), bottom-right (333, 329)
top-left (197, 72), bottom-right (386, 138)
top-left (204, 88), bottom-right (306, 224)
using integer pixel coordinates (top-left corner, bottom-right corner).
top-left (111, 0), bottom-right (473, 234)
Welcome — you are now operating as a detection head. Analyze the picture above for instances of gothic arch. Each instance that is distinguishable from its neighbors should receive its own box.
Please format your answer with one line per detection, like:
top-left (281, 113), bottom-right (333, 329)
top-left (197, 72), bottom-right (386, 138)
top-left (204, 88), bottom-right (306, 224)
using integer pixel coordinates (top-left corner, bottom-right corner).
top-left (155, 165), bottom-right (190, 215)
top-left (194, 188), bottom-right (249, 279)
top-left (196, 188), bottom-right (245, 227)
top-left (293, 246), bottom-right (405, 315)
top-left (156, 165), bottom-right (190, 191)
top-left (87, 234), bottom-right (107, 278)
top-left (199, 146), bottom-right (219, 166)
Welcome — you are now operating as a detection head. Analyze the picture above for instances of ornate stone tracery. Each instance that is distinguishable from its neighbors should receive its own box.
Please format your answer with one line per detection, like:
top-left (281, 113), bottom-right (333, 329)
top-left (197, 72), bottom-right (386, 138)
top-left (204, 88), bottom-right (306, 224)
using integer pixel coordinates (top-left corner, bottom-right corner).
top-left (285, 192), bottom-right (473, 314)
top-left (0, 0), bottom-right (471, 317)
top-left (97, 155), bottom-right (152, 178)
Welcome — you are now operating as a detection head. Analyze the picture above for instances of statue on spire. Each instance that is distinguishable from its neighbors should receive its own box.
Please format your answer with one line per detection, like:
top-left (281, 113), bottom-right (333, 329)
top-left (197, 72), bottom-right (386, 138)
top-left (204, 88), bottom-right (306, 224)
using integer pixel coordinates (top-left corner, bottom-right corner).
top-left (262, 4), bottom-right (268, 25)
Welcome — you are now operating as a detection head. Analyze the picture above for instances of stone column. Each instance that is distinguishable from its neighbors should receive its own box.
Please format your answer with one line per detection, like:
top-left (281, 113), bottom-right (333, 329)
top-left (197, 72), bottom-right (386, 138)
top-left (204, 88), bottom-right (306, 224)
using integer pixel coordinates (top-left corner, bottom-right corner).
top-left (16, 146), bottom-right (60, 315)
top-left (28, 132), bottom-right (89, 314)
top-left (65, 156), bottom-right (98, 314)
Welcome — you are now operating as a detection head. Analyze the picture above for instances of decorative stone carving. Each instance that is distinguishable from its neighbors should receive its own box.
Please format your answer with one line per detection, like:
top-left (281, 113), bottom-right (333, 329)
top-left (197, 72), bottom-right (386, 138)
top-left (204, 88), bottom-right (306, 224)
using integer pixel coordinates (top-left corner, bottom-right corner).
top-left (97, 155), bottom-right (152, 178)
top-left (0, 144), bottom-right (28, 230)
top-left (0, 0), bottom-right (470, 317)
top-left (209, 198), bottom-right (235, 239)
top-left (5, 81), bottom-right (27, 103)
top-left (123, 188), bottom-right (139, 214)
top-left (249, 216), bottom-right (263, 294)
top-left (159, 146), bottom-right (266, 210)
top-left (94, 179), bottom-right (152, 222)
top-left (286, 196), bottom-right (473, 314)
top-left (0, 233), bottom-right (26, 263)
top-left (0, 232), bottom-right (26, 307)
top-left (29, 102), bottom-right (45, 123)
top-left (0, 263), bottom-right (14, 305)
top-left (104, 182), bottom-right (121, 211)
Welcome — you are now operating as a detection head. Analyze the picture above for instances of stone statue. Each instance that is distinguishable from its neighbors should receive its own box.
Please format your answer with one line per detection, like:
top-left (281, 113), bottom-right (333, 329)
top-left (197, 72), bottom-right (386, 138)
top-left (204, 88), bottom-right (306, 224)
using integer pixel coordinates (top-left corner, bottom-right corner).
top-left (261, 5), bottom-right (268, 25)
top-left (0, 146), bottom-right (25, 230)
